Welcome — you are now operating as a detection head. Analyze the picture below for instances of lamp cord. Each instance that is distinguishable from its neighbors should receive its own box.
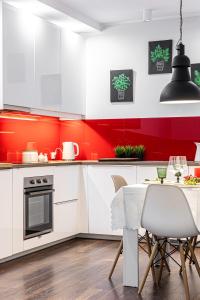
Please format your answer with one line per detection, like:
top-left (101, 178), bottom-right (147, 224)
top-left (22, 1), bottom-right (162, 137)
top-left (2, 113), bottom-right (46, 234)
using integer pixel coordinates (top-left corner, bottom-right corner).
top-left (177, 0), bottom-right (183, 45)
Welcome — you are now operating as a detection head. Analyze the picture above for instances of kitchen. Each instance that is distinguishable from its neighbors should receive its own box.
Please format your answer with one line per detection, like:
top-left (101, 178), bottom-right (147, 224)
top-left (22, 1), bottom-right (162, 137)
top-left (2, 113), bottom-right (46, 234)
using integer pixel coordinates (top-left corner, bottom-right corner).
top-left (0, 0), bottom-right (200, 299)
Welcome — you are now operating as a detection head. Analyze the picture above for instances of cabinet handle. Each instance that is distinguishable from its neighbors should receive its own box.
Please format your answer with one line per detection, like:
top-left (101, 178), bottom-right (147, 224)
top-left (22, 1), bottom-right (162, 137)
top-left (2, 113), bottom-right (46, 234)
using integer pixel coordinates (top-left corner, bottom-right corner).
top-left (54, 199), bottom-right (78, 205)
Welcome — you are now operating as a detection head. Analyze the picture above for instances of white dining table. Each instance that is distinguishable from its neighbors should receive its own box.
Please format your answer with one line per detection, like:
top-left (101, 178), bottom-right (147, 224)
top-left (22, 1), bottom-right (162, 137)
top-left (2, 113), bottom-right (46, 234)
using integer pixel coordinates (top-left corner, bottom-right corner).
top-left (111, 183), bottom-right (200, 288)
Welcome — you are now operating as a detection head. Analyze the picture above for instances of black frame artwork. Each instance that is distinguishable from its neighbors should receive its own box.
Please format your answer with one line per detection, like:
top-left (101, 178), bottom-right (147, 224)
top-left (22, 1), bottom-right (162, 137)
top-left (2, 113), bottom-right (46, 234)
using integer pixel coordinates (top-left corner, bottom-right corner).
top-left (148, 40), bottom-right (173, 74)
top-left (191, 64), bottom-right (200, 87)
top-left (110, 69), bottom-right (133, 103)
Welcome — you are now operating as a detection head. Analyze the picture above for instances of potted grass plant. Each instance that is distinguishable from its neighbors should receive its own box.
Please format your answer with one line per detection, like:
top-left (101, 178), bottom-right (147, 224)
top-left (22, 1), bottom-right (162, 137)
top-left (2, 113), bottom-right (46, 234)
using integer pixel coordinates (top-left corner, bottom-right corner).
top-left (114, 145), bottom-right (145, 160)
top-left (114, 146), bottom-right (126, 158)
top-left (133, 145), bottom-right (145, 160)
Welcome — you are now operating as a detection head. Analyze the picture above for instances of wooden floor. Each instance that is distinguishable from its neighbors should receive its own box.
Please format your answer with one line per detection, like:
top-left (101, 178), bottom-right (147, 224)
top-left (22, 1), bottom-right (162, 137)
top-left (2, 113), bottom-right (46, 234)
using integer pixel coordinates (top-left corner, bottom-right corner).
top-left (0, 238), bottom-right (200, 300)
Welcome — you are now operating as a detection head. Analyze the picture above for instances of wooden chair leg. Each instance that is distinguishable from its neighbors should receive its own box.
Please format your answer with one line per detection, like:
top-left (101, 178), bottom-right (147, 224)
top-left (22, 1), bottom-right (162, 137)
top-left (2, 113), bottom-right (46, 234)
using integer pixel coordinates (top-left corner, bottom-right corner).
top-left (145, 231), bottom-right (157, 285)
top-left (157, 243), bottom-right (164, 284)
top-left (189, 236), bottom-right (197, 265)
top-left (138, 241), bottom-right (158, 295)
top-left (157, 240), bottom-right (170, 284)
top-left (108, 239), bottom-right (123, 279)
top-left (162, 240), bottom-right (170, 273)
top-left (179, 237), bottom-right (193, 274)
top-left (180, 243), bottom-right (190, 300)
top-left (188, 241), bottom-right (200, 277)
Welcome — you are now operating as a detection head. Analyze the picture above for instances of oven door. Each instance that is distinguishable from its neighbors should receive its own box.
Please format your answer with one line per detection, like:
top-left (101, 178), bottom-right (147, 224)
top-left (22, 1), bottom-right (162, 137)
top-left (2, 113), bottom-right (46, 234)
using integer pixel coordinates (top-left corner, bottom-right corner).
top-left (24, 188), bottom-right (53, 239)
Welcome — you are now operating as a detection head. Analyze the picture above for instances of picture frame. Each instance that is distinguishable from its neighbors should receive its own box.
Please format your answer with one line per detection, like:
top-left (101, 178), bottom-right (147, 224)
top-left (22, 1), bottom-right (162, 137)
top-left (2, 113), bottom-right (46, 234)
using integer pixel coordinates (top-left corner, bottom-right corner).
top-left (110, 69), bottom-right (133, 103)
top-left (148, 40), bottom-right (173, 74)
top-left (191, 63), bottom-right (200, 87)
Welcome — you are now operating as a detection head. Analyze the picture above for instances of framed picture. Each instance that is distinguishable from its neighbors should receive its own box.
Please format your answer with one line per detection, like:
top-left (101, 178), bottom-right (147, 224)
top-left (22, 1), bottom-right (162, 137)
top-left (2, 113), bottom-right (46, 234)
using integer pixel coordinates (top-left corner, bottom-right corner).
top-left (191, 64), bottom-right (200, 87)
top-left (110, 69), bottom-right (133, 103)
top-left (148, 40), bottom-right (173, 74)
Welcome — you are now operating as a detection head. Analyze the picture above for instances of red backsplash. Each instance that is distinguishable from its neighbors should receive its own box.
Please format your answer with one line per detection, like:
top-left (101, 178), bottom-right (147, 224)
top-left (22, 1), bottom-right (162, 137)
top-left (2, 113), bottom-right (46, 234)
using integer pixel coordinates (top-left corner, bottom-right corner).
top-left (0, 113), bottom-right (199, 162)
top-left (0, 114), bottom-right (60, 162)
top-left (60, 117), bottom-right (199, 161)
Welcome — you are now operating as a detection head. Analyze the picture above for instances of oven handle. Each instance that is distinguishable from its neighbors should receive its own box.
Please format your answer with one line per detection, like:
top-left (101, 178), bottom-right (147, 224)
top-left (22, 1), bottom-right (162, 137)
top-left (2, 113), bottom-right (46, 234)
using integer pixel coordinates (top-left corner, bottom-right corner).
top-left (26, 189), bottom-right (55, 196)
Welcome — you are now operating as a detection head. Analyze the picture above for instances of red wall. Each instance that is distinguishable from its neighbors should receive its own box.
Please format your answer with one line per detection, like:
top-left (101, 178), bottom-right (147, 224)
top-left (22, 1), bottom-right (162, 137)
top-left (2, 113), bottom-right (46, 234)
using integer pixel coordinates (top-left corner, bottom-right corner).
top-left (60, 117), bottom-right (199, 161)
top-left (0, 115), bottom-right (60, 162)
top-left (0, 114), bottom-right (199, 162)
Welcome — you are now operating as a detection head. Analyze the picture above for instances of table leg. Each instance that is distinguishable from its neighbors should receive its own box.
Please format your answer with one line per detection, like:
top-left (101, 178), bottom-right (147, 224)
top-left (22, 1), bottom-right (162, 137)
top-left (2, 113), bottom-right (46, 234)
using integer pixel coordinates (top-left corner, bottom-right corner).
top-left (123, 228), bottom-right (138, 287)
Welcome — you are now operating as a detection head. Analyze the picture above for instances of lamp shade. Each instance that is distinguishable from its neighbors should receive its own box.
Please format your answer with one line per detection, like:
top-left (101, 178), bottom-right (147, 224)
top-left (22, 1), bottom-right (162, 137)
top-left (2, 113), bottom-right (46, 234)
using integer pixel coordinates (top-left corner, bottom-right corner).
top-left (160, 43), bottom-right (200, 103)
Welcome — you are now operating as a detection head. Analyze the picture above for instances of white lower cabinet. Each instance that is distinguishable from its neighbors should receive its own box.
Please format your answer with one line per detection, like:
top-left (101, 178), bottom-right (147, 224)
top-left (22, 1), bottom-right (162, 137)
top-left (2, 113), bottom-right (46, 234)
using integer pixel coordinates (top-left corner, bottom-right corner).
top-left (87, 165), bottom-right (137, 235)
top-left (0, 170), bottom-right (12, 259)
top-left (54, 165), bottom-right (80, 203)
top-left (23, 232), bottom-right (56, 251)
top-left (136, 165), bottom-right (176, 183)
top-left (136, 166), bottom-right (158, 183)
top-left (53, 165), bottom-right (81, 239)
top-left (54, 199), bottom-right (79, 240)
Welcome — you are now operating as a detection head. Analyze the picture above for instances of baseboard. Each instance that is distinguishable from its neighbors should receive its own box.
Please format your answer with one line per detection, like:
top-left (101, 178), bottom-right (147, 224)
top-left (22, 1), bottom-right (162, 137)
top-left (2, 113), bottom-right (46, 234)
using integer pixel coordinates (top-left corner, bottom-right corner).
top-left (77, 233), bottom-right (122, 241)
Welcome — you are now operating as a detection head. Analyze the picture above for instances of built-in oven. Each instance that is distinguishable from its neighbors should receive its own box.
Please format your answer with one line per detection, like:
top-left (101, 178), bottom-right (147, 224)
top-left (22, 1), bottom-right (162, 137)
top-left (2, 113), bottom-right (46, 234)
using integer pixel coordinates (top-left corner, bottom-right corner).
top-left (24, 175), bottom-right (54, 240)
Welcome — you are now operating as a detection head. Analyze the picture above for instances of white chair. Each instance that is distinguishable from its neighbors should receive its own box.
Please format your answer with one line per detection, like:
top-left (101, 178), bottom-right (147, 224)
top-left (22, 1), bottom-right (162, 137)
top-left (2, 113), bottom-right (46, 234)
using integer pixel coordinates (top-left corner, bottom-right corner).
top-left (138, 184), bottom-right (200, 300)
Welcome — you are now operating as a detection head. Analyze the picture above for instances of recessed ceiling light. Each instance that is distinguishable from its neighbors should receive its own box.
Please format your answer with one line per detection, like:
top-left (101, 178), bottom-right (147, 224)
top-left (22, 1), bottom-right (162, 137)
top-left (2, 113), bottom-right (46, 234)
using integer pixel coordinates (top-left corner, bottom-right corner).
top-left (143, 9), bottom-right (152, 22)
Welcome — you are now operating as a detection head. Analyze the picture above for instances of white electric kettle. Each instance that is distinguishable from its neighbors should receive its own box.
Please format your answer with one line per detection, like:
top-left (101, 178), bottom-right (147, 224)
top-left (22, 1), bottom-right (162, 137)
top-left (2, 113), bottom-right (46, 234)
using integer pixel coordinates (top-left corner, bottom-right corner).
top-left (62, 142), bottom-right (79, 160)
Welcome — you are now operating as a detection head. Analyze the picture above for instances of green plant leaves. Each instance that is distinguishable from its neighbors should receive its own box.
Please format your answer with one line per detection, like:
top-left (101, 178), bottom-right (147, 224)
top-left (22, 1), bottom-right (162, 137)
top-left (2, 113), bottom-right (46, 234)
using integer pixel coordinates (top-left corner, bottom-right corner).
top-left (114, 145), bottom-right (145, 159)
top-left (112, 73), bottom-right (131, 91)
top-left (194, 70), bottom-right (200, 86)
top-left (151, 44), bottom-right (170, 63)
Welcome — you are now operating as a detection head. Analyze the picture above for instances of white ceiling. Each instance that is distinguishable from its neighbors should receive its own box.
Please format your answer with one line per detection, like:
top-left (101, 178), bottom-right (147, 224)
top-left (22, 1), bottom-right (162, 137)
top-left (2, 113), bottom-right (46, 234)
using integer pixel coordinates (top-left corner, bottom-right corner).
top-left (59, 0), bottom-right (200, 25)
top-left (5, 0), bottom-right (200, 32)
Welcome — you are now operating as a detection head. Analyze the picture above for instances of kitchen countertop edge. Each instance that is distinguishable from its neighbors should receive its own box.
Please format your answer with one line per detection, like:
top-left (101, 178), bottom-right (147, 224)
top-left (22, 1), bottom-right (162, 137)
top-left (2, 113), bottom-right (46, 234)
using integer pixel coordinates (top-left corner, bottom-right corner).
top-left (0, 160), bottom-right (199, 169)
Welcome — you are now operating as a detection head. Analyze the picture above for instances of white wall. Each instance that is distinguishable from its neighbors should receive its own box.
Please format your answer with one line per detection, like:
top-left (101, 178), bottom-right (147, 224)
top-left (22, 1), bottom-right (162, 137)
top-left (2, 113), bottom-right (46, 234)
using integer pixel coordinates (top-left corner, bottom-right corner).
top-left (85, 17), bottom-right (200, 119)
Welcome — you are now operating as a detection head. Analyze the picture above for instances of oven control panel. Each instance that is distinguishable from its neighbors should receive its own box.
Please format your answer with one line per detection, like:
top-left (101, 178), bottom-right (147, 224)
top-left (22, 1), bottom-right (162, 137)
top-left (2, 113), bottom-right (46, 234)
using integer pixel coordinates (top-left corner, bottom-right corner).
top-left (24, 175), bottom-right (53, 188)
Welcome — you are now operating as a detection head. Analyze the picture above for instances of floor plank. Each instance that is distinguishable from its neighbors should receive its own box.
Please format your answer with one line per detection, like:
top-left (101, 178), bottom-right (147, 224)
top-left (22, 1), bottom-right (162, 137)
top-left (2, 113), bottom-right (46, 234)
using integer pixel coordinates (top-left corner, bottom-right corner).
top-left (0, 238), bottom-right (200, 300)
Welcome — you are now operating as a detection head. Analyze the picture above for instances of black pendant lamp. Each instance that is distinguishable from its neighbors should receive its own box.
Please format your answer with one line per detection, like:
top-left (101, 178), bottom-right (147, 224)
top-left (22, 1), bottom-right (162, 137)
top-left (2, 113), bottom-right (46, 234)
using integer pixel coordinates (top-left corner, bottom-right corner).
top-left (160, 0), bottom-right (200, 103)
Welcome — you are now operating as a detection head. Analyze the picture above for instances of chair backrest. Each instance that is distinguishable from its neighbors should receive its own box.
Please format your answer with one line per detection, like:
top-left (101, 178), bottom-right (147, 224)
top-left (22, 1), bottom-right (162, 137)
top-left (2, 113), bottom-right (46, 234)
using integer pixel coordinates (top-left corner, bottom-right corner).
top-left (141, 184), bottom-right (199, 238)
top-left (111, 175), bottom-right (128, 193)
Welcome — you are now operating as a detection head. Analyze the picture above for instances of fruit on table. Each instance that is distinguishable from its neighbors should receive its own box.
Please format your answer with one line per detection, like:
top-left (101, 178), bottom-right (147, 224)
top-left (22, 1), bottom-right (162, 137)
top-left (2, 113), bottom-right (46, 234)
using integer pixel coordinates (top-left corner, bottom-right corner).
top-left (184, 175), bottom-right (200, 185)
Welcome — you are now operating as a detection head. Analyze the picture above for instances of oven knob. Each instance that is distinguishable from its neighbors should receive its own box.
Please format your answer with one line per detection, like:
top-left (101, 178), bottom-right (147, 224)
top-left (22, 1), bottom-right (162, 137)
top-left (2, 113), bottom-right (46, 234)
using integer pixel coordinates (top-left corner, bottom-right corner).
top-left (43, 178), bottom-right (48, 183)
top-left (30, 179), bottom-right (35, 184)
top-left (37, 179), bottom-right (42, 184)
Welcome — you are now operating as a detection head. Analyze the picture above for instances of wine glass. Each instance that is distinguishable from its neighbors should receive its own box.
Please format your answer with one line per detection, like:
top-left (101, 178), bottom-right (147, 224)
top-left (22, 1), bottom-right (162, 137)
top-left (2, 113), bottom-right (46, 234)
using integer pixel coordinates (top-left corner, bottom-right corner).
top-left (157, 167), bottom-right (167, 184)
top-left (168, 156), bottom-right (188, 183)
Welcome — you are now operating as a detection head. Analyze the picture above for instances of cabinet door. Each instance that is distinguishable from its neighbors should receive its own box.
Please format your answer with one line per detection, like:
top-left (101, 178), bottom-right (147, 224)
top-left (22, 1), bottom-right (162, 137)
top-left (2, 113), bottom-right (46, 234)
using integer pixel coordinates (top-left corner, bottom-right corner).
top-left (136, 165), bottom-right (176, 183)
top-left (60, 29), bottom-right (85, 115)
top-left (3, 4), bottom-right (35, 107)
top-left (54, 199), bottom-right (79, 240)
top-left (35, 19), bottom-right (61, 111)
top-left (54, 166), bottom-right (80, 203)
top-left (0, 170), bottom-right (12, 259)
top-left (87, 165), bottom-right (137, 235)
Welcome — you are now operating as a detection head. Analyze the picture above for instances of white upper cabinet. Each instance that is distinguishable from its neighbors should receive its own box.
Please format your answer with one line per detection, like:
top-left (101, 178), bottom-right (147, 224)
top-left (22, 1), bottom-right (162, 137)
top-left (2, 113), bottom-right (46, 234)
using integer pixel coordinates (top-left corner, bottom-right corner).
top-left (61, 29), bottom-right (85, 115)
top-left (35, 19), bottom-right (61, 111)
top-left (3, 4), bottom-right (35, 108)
top-left (2, 3), bottom-right (85, 115)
